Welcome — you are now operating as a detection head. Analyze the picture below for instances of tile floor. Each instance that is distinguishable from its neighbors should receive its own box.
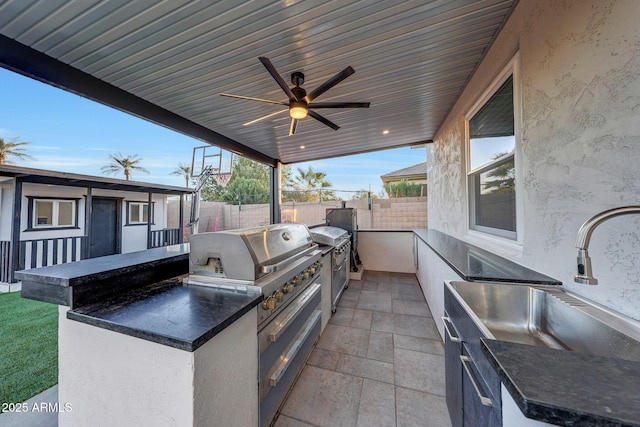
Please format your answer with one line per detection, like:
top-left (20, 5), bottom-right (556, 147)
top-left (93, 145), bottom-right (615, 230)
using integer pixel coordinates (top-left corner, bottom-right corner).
top-left (274, 270), bottom-right (453, 427)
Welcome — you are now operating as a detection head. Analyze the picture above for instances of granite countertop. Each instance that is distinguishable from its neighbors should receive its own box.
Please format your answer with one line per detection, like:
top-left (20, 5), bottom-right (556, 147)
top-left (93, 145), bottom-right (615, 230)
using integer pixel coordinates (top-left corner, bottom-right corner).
top-left (15, 244), bottom-right (190, 286)
top-left (482, 340), bottom-right (640, 426)
top-left (413, 229), bottom-right (561, 285)
top-left (18, 244), bottom-right (190, 308)
top-left (68, 277), bottom-right (263, 352)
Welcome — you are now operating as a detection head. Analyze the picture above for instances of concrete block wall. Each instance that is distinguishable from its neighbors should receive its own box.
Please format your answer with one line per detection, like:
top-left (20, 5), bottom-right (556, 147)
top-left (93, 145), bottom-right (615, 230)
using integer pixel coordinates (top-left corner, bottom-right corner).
top-left (168, 197), bottom-right (428, 236)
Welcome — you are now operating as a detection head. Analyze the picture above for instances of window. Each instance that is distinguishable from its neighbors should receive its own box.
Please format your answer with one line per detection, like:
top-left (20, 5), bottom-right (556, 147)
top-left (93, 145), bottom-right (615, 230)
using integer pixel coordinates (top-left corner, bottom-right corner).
top-left (32, 199), bottom-right (77, 229)
top-left (127, 201), bottom-right (153, 225)
top-left (467, 62), bottom-right (519, 240)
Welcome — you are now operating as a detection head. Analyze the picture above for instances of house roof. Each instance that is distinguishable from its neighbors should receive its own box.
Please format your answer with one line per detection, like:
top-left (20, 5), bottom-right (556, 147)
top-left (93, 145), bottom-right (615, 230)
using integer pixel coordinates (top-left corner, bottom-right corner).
top-left (381, 162), bottom-right (427, 182)
top-left (0, 0), bottom-right (517, 166)
top-left (0, 165), bottom-right (191, 195)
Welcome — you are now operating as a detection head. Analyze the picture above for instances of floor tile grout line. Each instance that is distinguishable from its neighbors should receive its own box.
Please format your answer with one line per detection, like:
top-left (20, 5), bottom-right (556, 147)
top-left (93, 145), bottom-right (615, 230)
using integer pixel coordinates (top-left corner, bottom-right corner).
top-left (394, 383), bottom-right (448, 399)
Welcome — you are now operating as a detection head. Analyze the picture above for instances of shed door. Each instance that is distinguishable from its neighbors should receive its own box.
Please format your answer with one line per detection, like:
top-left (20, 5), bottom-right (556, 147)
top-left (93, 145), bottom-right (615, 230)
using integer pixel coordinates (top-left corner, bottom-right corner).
top-left (90, 198), bottom-right (120, 258)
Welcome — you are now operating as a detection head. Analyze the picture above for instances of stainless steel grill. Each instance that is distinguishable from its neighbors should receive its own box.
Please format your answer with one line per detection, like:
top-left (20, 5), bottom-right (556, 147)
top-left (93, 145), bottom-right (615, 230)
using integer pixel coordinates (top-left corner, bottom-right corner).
top-left (185, 223), bottom-right (323, 427)
top-left (187, 223), bottom-right (323, 327)
top-left (310, 226), bottom-right (351, 311)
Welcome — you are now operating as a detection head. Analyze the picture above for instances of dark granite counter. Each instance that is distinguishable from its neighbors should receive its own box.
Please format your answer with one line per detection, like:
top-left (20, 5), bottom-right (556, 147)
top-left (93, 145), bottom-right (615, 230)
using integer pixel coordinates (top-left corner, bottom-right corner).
top-left (68, 277), bottom-right (262, 352)
top-left (482, 340), bottom-right (640, 426)
top-left (17, 244), bottom-right (190, 308)
top-left (17, 243), bottom-right (262, 351)
top-left (413, 229), bottom-right (561, 285)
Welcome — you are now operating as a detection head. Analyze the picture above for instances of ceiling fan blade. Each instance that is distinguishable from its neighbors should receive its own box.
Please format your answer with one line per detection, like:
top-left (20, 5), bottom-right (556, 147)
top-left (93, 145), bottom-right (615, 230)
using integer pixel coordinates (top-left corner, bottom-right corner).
top-left (289, 118), bottom-right (298, 136)
top-left (243, 109), bottom-right (287, 126)
top-left (304, 66), bottom-right (355, 103)
top-left (309, 102), bottom-right (370, 108)
top-left (259, 57), bottom-right (297, 101)
top-left (220, 93), bottom-right (287, 106)
top-left (308, 110), bottom-right (340, 131)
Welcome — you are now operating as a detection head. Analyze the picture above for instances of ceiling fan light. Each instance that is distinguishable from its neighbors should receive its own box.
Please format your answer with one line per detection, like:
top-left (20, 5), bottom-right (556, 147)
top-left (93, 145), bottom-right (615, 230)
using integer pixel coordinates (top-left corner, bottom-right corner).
top-left (289, 103), bottom-right (308, 119)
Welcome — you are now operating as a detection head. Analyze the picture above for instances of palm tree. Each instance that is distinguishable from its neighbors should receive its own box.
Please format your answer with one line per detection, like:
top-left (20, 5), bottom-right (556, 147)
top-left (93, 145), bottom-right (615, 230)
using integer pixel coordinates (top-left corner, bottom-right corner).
top-left (0, 136), bottom-right (34, 165)
top-left (293, 166), bottom-right (334, 201)
top-left (101, 153), bottom-right (149, 181)
top-left (171, 162), bottom-right (192, 187)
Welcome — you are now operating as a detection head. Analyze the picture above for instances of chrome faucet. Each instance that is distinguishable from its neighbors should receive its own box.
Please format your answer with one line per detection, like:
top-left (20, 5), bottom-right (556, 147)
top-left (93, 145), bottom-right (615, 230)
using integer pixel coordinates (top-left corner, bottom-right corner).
top-left (574, 206), bottom-right (640, 285)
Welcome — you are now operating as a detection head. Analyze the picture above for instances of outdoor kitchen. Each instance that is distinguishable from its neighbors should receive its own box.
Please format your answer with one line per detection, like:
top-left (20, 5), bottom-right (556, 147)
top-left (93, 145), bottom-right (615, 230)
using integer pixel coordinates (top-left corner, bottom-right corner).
top-left (15, 221), bottom-right (359, 426)
top-left (2, 1), bottom-right (640, 427)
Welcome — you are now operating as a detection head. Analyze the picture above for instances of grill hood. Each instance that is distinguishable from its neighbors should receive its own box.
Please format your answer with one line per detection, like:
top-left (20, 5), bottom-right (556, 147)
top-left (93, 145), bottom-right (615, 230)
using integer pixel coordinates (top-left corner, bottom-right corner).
top-left (189, 224), bottom-right (315, 281)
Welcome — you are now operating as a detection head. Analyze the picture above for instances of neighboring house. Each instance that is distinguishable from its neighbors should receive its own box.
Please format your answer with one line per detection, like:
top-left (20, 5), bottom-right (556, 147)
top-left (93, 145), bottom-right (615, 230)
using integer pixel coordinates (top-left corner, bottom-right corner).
top-left (380, 162), bottom-right (427, 196)
top-left (0, 165), bottom-right (191, 290)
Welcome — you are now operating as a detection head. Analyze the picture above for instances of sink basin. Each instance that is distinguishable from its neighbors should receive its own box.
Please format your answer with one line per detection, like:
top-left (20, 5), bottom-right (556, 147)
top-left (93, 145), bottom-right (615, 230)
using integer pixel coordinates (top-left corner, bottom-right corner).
top-left (447, 281), bottom-right (640, 361)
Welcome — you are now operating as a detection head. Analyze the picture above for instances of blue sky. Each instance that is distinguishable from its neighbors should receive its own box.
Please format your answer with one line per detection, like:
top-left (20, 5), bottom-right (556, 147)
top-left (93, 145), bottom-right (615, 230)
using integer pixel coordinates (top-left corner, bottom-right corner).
top-left (0, 68), bottom-right (425, 195)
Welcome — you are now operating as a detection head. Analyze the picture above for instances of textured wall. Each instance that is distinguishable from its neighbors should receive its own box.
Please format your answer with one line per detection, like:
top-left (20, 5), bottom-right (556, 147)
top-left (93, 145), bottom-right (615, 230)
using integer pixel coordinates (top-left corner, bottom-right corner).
top-left (428, 0), bottom-right (640, 320)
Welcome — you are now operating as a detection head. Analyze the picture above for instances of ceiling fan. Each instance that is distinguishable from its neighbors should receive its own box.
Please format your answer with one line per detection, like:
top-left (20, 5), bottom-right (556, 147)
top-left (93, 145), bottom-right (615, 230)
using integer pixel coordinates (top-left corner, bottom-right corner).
top-left (220, 57), bottom-right (370, 136)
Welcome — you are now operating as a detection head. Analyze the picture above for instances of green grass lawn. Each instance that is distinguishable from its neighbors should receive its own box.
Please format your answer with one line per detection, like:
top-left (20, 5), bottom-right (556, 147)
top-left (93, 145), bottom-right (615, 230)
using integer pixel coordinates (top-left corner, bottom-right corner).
top-left (0, 291), bottom-right (58, 404)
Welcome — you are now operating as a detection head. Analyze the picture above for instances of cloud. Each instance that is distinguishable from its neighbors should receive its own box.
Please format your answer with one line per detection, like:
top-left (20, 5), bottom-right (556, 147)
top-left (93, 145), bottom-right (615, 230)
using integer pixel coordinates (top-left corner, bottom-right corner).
top-left (0, 129), bottom-right (24, 139)
top-left (19, 155), bottom-right (105, 171)
top-left (29, 145), bottom-right (61, 151)
top-left (84, 147), bottom-right (115, 152)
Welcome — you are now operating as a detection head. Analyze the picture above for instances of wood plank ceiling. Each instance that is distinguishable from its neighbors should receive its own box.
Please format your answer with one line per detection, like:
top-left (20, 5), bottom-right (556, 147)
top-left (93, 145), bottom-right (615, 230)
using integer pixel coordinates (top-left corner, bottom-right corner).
top-left (0, 0), bottom-right (517, 165)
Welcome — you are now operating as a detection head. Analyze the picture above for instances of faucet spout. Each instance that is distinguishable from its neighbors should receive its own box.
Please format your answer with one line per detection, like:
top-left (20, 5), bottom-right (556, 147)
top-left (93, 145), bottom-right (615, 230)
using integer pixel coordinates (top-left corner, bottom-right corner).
top-left (574, 206), bottom-right (640, 285)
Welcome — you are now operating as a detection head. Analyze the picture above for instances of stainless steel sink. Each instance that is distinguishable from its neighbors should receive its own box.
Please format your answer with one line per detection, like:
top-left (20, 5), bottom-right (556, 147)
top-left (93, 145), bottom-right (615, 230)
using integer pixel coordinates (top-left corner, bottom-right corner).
top-left (446, 281), bottom-right (640, 361)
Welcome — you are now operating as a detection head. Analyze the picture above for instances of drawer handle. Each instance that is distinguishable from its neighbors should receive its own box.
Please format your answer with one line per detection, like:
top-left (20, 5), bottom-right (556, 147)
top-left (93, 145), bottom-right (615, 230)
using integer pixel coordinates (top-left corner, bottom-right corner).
top-left (460, 355), bottom-right (493, 407)
top-left (269, 283), bottom-right (321, 342)
top-left (270, 310), bottom-right (321, 387)
top-left (441, 317), bottom-right (461, 343)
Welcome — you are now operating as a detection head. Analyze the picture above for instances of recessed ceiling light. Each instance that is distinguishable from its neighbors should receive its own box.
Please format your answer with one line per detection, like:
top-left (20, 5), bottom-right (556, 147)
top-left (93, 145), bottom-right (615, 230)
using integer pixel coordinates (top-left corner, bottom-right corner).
top-left (300, 145), bottom-right (305, 149)
top-left (382, 129), bottom-right (390, 135)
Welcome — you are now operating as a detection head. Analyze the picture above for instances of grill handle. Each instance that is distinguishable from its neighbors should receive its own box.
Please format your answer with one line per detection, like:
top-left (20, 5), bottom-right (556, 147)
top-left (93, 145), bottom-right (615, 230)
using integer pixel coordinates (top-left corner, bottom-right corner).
top-left (261, 246), bottom-right (321, 274)
top-left (269, 283), bottom-right (321, 342)
top-left (270, 310), bottom-right (321, 387)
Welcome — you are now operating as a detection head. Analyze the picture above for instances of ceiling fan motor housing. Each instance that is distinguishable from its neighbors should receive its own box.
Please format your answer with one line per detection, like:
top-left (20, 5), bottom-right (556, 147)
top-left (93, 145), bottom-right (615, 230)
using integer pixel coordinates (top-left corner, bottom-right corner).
top-left (291, 85), bottom-right (307, 102)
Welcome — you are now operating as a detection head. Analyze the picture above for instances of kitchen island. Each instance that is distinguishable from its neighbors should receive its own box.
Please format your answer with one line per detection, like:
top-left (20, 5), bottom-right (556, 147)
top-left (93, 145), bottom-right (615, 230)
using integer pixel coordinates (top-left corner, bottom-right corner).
top-left (16, 244), bottom-right (263, 427)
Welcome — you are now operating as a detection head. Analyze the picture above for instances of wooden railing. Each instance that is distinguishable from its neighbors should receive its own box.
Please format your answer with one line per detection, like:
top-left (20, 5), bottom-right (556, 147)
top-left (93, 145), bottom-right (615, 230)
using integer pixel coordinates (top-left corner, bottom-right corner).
top-left (150, 228), bottom-right (182, 248)
top-left (19, 236), bottom-right (87, 270)
top-left (0, 241), bottom-right (10, 283)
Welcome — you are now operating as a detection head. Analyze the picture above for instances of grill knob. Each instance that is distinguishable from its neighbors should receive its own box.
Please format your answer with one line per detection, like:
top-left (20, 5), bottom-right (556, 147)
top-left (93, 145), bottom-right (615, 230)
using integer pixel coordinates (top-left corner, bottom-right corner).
top-left (283, 283), bottom-right (295, 294)
top-left (294, 275), bottom-right (303, 286)
top-left (262, 296), bottom-right (276, 310)
top-left (275, 291), bottom-right (284, 302)
top-left (310, 266), bottom-right (317, 275)
top-left (303, 271), bottom-right (310, 280)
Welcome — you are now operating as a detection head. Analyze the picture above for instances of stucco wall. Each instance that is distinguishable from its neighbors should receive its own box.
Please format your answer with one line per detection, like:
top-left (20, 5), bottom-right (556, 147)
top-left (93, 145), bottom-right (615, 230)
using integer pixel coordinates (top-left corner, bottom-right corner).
top-left (428, 0), bottom-right (640, 320)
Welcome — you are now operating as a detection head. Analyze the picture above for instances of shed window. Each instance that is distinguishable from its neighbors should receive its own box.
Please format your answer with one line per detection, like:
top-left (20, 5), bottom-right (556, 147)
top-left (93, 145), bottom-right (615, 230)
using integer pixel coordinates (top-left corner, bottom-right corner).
top-left (33, 199), bottom-right (76, 228)
top-left (127, 202), bottom-right (153, 225)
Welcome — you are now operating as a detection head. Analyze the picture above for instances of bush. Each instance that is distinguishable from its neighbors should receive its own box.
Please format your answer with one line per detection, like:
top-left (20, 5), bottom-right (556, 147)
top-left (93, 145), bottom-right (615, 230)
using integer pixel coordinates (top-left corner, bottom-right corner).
top-left (383, 180), bottom-right (424, 198)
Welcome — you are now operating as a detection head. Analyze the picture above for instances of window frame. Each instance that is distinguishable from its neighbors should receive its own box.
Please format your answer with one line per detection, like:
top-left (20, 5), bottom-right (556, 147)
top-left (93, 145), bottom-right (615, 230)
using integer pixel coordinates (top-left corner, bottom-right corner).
top-left (465, 53), bottom-right (522, 243)
top-left (125, 201), bottom-right (155, 226)
top-left (26, 197), bottom-right (80, 231)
